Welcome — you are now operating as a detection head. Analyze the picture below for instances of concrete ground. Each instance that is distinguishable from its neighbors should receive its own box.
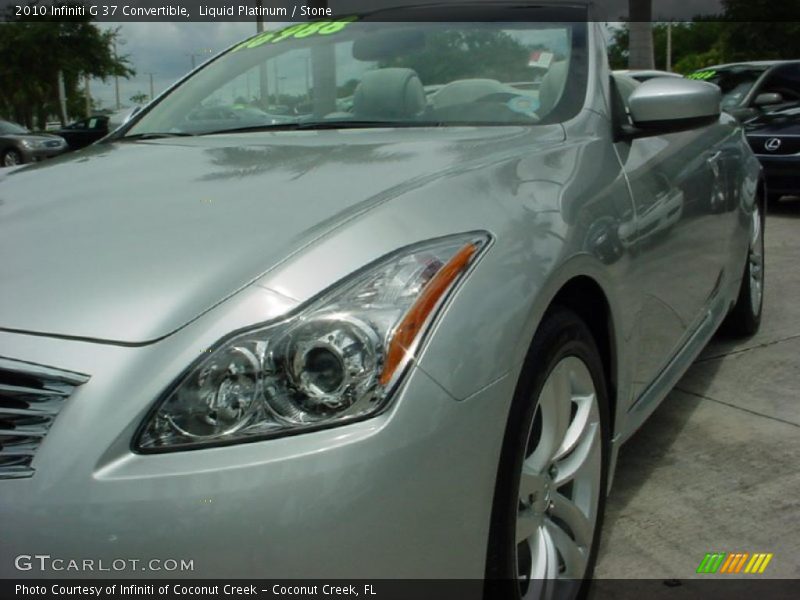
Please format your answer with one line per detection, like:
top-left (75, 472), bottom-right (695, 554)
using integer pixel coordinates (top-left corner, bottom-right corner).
top-left (594, 198), bottom-right (800, 582)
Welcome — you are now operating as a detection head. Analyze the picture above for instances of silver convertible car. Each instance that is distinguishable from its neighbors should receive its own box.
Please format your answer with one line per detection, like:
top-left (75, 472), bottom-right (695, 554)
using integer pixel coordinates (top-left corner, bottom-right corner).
top-left (0, 3), bottom-right (763, 598)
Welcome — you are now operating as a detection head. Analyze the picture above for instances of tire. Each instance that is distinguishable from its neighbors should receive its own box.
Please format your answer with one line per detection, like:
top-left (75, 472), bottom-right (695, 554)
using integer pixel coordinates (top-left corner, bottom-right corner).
top-left (2, 148), bottom-right (23, 167)
top-left (722, 200), bottom-right (764, 337)
top-left (766, 192), bottom-right (783, 206)
top-left (485, 308), bottom-right (610, 600)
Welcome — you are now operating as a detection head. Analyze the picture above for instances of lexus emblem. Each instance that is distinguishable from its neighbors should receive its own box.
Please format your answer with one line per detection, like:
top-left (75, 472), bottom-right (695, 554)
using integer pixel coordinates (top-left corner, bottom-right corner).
top-left (765, 138), bottom-right (782, 152)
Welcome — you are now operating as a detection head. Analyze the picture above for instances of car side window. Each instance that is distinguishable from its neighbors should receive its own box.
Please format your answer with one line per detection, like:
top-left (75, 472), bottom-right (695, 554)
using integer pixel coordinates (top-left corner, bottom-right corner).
top-left (757, 65), bottom-right (800, 104)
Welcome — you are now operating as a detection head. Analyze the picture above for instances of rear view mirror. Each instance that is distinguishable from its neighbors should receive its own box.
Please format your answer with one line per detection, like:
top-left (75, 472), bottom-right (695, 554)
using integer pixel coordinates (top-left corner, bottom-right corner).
top-left (622, 77), bottom-right (721, 139)
top-left (352, 29), bottom-right (426, 61)
top-left (754, 92), bottom-right (783, 107)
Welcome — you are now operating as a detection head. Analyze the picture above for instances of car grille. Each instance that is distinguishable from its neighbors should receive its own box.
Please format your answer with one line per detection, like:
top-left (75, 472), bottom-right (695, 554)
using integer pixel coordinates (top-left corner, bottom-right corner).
top-left (44, 140), bottom-right (62, 148)
top-left (747, 135), bottom-right (800, 156)
top-left (0, 357), bottom-right (88, 479)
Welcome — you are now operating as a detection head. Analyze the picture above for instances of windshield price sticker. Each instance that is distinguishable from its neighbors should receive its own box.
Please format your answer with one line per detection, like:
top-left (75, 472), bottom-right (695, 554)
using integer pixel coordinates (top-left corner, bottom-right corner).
top-left (688, 70), bottom-right (717, 80)
top-left (233, 17), bottom-right (359, 52)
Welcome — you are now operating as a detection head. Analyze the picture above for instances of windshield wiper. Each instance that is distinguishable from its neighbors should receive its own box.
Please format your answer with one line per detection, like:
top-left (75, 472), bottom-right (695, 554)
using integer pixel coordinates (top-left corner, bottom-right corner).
top-left (202, 120), bottom-right (443, 135)
top-left (121, 132), bottom-right (197, 140)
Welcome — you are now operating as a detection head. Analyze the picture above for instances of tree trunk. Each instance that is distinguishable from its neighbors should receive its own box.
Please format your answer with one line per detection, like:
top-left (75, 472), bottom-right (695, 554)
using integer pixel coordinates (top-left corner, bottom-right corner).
top-left (628, 0), bottom-right (654, 69)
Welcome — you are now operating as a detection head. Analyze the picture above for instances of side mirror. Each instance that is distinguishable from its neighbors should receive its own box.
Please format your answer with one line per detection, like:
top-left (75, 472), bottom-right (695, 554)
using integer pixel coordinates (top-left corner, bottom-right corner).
top-left (622, 77), bottom-right (721, 139)
top-left (754, 92), bottom-right (783, 107)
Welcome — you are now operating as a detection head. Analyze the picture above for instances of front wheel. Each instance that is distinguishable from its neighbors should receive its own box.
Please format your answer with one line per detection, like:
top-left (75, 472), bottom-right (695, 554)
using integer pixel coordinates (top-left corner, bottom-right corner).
top-left (486, 308), bottom-right (610, 600)
top-left (2, 148), bottom-right (23, 167)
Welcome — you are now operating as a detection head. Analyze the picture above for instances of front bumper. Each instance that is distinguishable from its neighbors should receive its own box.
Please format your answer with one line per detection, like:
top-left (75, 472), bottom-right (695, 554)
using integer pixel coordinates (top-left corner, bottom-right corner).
top-left (756, 154), bottom-right (800, 197)
top-left (0, 326), bottom-right (512, 579)
top-left (21, 144), bottom-right (68, 162)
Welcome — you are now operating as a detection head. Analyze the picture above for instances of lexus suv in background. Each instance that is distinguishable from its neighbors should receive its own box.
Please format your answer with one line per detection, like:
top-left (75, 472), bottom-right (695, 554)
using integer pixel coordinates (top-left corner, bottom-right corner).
top-left (745, 103), bottom-right (800, 202)
top-left (0, 3), bottom-right (764, 597)
top-left (689, 60), bottom-right (800, 121)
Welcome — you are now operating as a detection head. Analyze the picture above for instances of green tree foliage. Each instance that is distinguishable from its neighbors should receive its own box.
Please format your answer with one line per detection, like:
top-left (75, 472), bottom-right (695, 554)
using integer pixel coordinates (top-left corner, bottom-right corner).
top-left (0, 1), bottom-right (134, 128)
top-left (382, 30), bottom-right (540, 85)
top-left (608, 21), bottom-right (726, 74)
top-left (609, 0), bottom-right (800, 75)
top-left (718, 0), bottom-right (800, 62)
top-left (130, 92), bottom-right (148, 105)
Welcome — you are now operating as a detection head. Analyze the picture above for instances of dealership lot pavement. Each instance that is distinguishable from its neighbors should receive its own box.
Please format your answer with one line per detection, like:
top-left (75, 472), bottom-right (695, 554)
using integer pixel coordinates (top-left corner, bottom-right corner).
top-left (594, 199), bottom-right (800, 582)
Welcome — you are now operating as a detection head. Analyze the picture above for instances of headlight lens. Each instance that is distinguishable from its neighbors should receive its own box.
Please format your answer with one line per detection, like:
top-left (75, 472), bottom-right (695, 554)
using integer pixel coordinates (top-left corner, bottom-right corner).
top-left (137, 233), bottom-right (489, 451)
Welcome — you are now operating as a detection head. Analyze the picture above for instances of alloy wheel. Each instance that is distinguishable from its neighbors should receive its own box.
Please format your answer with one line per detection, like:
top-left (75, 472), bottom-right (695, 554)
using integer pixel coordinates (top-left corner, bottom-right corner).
top-left (3, 150), bottom-right (20, 167)
top-left (748, 203), bottom-right (764, 314)
top-left (515, 356), bottom-right (602, 599)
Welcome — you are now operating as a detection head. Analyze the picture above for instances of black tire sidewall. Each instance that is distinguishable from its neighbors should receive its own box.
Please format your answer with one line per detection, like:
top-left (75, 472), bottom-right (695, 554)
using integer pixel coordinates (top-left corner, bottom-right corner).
top-left (485, 308), bottom-right (610, 599)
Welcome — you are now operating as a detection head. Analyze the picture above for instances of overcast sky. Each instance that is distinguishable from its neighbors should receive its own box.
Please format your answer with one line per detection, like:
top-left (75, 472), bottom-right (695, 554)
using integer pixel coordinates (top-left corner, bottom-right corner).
top-left (92, 22), bottom-right (257, 109)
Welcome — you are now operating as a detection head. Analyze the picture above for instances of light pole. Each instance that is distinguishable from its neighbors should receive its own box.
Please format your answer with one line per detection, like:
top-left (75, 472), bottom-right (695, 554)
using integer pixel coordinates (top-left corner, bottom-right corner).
top-left (145, 72), bottom-right (156, 100)
top-left (113, 40), bottom-right (121, 110)
top-left (666, 21), bottom-right (673, 72)
top-left (84, 74), bottom-right (92, 117)
top-left (256, 0), bottom-right (269, 108)
top-left (188, 49), bottom-right (213, 70)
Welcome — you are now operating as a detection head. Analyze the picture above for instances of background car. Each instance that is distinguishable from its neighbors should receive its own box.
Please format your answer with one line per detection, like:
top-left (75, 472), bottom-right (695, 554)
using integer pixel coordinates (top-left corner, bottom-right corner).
top-left (0, 119), bottom-right (67, 167)
top-left (689, 60), bottom-right (800, 120)
top-left (55, 115), bottom-right (110, 150)
top-left (745, 103), bottom-right (800, 202)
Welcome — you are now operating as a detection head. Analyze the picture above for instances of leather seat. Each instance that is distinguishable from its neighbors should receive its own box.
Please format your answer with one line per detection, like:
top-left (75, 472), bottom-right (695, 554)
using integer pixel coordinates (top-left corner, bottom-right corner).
top-left (353, 68), bottom-right (426, 120)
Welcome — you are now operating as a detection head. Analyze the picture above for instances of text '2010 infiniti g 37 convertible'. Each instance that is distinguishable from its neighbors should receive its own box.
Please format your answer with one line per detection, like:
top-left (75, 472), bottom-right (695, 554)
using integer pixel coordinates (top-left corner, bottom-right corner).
top-left (0, 3), bottom-right (764, 598)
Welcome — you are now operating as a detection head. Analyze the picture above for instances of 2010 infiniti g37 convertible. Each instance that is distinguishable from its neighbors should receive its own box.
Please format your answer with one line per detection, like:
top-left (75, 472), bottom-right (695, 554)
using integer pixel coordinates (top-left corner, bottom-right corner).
top-left (0, 3), bottom-right (764, 597)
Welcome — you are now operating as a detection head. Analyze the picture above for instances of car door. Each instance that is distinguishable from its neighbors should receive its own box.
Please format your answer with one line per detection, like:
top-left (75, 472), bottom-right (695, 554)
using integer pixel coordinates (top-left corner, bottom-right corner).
top-left (611, 75), bottom-right (733, 399)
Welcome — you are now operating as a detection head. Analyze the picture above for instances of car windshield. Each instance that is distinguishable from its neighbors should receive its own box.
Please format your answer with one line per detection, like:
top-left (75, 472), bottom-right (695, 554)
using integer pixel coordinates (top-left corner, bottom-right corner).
top-left (0, 120), bottom-right (29, 135)
top-left (125, 20), bottom-right (586, 137)
top-left (690, 67), bottom-right (767, 109)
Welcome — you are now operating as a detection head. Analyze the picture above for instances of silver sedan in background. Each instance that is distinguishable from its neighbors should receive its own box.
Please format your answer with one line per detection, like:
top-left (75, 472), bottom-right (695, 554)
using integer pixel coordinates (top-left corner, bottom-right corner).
top-left (0, 119), bottom-right (68, 167)
top-left (0, 3), bottom-right (763, 598)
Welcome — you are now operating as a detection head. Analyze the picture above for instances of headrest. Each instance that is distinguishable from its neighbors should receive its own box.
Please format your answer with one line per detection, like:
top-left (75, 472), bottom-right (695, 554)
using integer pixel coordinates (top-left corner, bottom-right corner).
top-left (354, 68), bottom-right (426, 120)
top-left (538, 61), bottom-right (569, 117)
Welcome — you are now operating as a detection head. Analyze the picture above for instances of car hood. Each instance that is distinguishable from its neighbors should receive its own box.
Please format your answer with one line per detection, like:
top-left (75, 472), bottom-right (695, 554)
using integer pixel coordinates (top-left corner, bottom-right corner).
top-left (2, 133), bottom-right (63, 142)
top-left (0, 128), bottom-right (541, 343)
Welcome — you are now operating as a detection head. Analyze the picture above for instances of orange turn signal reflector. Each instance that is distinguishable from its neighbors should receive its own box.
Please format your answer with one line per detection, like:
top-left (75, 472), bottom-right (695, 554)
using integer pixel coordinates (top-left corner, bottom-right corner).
top-left (379, 242), bottom-right (479, 386)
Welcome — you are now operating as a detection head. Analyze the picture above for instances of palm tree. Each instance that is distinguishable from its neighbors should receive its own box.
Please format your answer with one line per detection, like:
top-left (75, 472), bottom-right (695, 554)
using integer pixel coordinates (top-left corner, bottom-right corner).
top-left (628, 0), bottom-right (655, 69)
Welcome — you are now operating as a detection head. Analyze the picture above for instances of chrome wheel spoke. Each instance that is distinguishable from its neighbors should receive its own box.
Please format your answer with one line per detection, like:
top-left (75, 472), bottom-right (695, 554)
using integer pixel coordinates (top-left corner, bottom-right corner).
top-left (553, 392), bottom-right (593, 461)
top-left (532, 525), bottom-right (559, 581)
top-left (545, 518), bottom-right (588, 578)
top-left (527, 361), bottom-right (571, 471)
top-left (550, 491), bottom-right (593, 548)
top-left (554, 421), bottom-right (599, 487)
top-left (517, 511), bottom-right (541, 545)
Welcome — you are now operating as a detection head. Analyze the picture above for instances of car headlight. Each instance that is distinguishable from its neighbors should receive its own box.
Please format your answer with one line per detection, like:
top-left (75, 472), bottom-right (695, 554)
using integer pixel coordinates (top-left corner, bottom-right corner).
top-left (136, 232), bottom-right (490, 451)
top-left (20, 139), bottom-right (45, 150)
